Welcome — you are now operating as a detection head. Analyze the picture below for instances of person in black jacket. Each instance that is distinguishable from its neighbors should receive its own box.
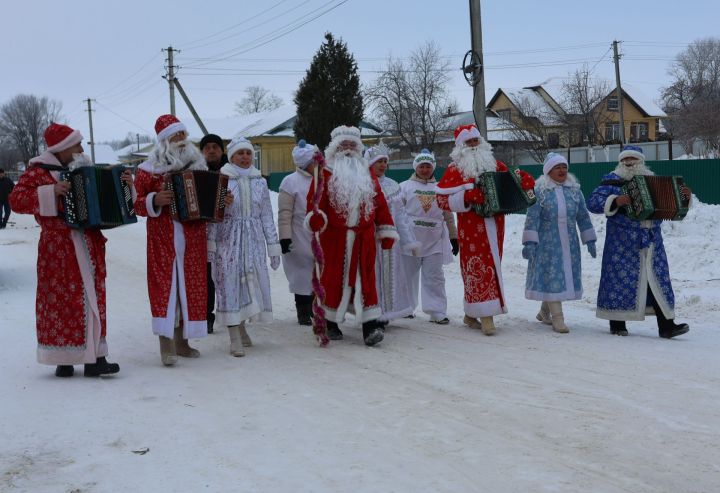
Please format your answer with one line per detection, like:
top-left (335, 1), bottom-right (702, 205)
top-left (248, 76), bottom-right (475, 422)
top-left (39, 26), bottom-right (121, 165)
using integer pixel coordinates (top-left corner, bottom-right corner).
top-left (0, 168), bottom-right (15, 228)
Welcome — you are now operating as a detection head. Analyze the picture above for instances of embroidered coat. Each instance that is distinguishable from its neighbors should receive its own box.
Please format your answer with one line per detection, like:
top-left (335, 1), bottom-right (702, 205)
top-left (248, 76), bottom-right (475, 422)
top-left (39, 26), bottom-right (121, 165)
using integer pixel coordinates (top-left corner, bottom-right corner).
top-left (9, 155), bottom-right (109, 364)
top-left (278, 168), bottom-right (314, 296)
top-left (522, 175), bottom-right (596, 301)
top-left (587, 172), bottom-right (676, 320)
top-left (306, 167), bottom-right (398, 323)
top-left (208, 164), bottom-right (280, 325)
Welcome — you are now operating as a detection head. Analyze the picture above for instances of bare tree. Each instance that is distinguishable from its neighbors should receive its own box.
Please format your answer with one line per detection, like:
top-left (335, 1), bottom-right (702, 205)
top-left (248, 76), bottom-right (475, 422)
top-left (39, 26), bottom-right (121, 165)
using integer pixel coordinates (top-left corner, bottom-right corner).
top-left (235, 86), bottom-right (283, 115)
top-left (497, 94), bottom-right (557, 163)
top-left (365, 41), bottom-right (457, 152)
top-left (662, 37), bottom-right (720, 155)
top-left (0, 94), bottom-right (63, 163)
top-left (560, 66), bottom-right (612, 145)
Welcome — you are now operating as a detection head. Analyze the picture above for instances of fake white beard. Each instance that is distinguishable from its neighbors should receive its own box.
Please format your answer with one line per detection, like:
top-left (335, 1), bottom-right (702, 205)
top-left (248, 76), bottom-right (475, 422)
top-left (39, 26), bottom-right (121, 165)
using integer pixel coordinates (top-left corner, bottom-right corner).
top-left (613, 159), bottom-right (654, 180)
top-left (328, 152), bottom-right (376, 220)
top-left (68, 153), bottom-right (94, 170)
top-left (153, 139), bottom-right (207, 172)
top-left (451, 142), bottom-right (497, 180)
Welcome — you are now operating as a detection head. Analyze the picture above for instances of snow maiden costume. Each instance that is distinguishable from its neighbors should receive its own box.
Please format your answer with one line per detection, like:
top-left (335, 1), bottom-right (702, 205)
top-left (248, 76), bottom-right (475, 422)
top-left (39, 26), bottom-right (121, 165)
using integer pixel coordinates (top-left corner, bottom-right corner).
top-left (10, 123), bottom-right (120, 377)
top-left (586, 145), bottom-right (689, 339)
top-left (522, 153), bottom-right (597, 333)
top-left (208, 136), bottom-right (281, 356)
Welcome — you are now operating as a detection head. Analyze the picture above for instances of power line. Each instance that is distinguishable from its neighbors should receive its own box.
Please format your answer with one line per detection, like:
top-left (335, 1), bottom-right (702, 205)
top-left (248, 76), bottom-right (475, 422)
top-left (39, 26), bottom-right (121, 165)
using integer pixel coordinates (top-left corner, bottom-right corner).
top-left (94, 52), bottom-right (162, 99)
top-left (94, 100), bottom-right (153, 134)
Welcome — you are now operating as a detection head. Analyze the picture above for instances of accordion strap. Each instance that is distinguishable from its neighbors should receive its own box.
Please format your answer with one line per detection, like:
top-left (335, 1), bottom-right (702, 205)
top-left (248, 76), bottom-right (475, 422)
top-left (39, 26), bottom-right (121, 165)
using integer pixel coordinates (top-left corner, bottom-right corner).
top-left (33, 163), bottom-right (67, 172)
top-left (600, 179), bottom-right (628, 187)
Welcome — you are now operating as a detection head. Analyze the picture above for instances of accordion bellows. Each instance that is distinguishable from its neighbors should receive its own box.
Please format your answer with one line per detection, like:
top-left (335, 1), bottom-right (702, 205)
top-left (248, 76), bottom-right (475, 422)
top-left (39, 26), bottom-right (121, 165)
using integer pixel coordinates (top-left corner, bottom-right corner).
top-left (61, 166), bottom-right (137, 229)
top-left (472, 169), bottom-right (536, 217)
top-left (622, 175), bottom-right (690, 221)
top-left (164, 170), bottom-right (229, 222)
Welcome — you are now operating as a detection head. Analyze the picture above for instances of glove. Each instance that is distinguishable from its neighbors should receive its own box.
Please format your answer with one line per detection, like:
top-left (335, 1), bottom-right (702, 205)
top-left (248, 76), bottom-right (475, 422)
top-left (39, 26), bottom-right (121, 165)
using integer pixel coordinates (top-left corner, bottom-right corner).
top-left (464, 188), bottom-right (484, 205)
top-left (270, 255), bottom-right (281, 270)
top-left (380, 238), bottom-right (395, 250)
top-left (587, 241), bottom-right (597, 258)
top-left (521, 243), bottom-right (537, 261)
top-left (307, 211), bottom-right (326, 232)
top-left (450, 239), bottom-right (459, 256)
top-left (280, 239), bottom-right (293, 254)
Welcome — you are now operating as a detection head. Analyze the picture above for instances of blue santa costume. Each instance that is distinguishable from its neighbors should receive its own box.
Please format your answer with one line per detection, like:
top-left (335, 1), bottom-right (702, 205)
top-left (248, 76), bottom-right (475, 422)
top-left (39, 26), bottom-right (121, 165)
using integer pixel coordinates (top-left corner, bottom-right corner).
top-left (586, 145), bottom-right (689, 338)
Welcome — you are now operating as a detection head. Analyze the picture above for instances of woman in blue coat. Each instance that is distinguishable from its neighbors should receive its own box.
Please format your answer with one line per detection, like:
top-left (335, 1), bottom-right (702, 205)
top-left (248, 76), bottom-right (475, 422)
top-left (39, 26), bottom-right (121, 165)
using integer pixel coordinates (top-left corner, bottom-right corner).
top-left (522, 153), bottom-right (597, 333)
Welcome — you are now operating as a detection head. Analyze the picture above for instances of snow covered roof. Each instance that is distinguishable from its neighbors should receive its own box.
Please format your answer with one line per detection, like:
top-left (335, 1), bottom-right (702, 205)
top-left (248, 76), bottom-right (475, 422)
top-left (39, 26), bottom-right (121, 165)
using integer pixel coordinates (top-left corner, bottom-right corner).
top-left (440, 111), bottom-right (540, 143)
top-left (494, 87), bottom-right (563, 126)
top-left (89, 144), bottom-right (119, 165)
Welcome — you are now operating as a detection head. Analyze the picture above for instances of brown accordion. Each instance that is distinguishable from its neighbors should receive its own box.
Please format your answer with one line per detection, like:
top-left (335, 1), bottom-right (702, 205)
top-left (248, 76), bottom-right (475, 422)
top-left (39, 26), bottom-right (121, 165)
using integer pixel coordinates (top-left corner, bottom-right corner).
top-left (163, 170), bottom-right (229, 222)
top-left (621, 175), bottom-right (690, 221)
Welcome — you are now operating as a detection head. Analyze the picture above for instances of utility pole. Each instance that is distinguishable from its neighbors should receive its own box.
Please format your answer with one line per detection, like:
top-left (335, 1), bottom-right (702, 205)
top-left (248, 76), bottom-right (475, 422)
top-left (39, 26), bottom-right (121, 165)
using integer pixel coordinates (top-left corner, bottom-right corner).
top-left (162, 46), bottom-right (179, 115)
top-left (174, 78), bottom-right (208, 136)
top-left (85, 98), bottom-right (96, 164)
top-left (136, 133), bottom-right (140, 151)
top-left (468, 0), bottom-right (487, 139)
top-left (612, 40), bottom-right (626, 145)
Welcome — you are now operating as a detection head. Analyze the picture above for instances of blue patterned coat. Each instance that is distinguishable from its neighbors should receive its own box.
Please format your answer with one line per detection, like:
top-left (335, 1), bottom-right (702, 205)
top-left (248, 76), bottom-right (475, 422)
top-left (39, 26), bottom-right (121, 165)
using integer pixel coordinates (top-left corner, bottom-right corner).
top-left (586, 172), bottom-right (675, 321)
top-left (523, 175), bottom-right (596, 301)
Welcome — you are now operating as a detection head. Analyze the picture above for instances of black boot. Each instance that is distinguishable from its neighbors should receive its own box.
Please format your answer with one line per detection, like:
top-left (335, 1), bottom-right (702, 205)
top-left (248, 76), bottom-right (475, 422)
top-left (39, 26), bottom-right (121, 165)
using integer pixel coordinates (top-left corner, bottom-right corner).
top-left (84, 357), bottom-right (120, 377)
top-left (326, 320), bottom-right (343, 340)
top-left (207, 313), bottom-right (215, 334)
top-left (649, 284), bottom-right (689, 339)
top-left (295, 294), bottom-right (314, 326)
top-left (362, 320), bottom-right (384, 347)
top-left (55, 365), bottom-right (74, 377)
top-left (610, 320), bottom-right (628, 336)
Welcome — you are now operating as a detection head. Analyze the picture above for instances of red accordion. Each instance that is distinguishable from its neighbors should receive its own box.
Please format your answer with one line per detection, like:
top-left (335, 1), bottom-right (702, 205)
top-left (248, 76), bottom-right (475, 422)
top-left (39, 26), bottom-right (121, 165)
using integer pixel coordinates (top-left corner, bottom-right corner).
top-left (163, 170), bottom-right (229, 222)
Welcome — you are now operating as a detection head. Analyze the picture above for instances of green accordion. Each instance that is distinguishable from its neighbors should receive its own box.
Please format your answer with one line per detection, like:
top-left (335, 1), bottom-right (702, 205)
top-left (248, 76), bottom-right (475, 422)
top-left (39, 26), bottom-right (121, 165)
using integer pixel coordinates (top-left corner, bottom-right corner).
top-left (472, 169), bottom-right (536, 217)
top-left (621, 175), bottom-right (690, 221)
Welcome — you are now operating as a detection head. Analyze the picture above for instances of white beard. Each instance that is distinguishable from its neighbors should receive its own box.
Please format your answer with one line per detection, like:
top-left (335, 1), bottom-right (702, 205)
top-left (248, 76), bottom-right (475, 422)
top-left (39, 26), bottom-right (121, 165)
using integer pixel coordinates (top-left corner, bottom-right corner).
top-left (152, 139), bottom-right (207, 173)
top-left (68, 153), bottom-right (94, 170)
top-left (451, 141), bottom-right (497, 180)
top-left (614, 159), bottom-right (653, 180)
top-left (327, 151), bottom-right (376, 221)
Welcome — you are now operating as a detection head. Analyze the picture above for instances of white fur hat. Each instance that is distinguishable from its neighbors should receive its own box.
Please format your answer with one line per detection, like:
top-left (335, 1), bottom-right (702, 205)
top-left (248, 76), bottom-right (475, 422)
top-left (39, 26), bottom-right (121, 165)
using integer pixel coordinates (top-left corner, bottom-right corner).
top-left (292, 139), bottom-right (316, 169)
top-left (364, 141), bottom-right (391, 166)
top-left (542, 152), bottom-right (568, 175)
top-left (325, 125), bottom-right (364, 161)
top-left (227, 136), bottom-right (254, 160)
top-left (413, 149), bottom-right (436, 170)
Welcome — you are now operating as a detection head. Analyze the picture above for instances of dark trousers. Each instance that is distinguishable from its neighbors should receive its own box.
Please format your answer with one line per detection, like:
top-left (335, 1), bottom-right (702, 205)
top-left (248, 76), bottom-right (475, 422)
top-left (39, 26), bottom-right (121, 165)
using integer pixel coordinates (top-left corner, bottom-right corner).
top-left (207, 263), bottom-right (215, 323)
top-left (0, 200), bottom-right (10, 228)
top-left (611, 284), bottom-right (672, 330)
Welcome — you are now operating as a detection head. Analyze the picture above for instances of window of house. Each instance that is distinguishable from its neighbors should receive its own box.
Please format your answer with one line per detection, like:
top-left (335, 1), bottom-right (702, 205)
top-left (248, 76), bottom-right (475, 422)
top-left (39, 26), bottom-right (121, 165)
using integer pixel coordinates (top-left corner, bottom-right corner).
top-left (497, 109), bottom-right (511, 122)
top-left (607, 97), bottom-right (619, 111)
top-left (547, 133), bottom-right (560, 148)
top-left (605, 123), bottom-right (621, 142)
top-left (629, 122), bottom-right (649, 142)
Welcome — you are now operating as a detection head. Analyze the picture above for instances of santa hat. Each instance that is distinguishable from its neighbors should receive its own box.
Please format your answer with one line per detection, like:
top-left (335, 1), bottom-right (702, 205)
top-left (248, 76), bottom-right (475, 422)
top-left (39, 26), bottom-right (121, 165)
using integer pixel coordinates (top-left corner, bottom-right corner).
top-left (44, 123), bottom-right (83, 153)
top-left (543, 152), bottom-right (568, 175)
top-left (155, 114), bottom-right (187, 142)
top-left (325, 125), bottom-right (364, 161)
top-left (364, 141), bottom-right (391, 167)
top-left (292, 139), bottom-right (316, 169)
top-left (618, 145), bottom-right (645, 163)
top-left (413, 149), bottom-right (436, 170)
top-left (227, 136), bottom-right (254, 159)
top-left (454, 124), bottom-right (482, 147)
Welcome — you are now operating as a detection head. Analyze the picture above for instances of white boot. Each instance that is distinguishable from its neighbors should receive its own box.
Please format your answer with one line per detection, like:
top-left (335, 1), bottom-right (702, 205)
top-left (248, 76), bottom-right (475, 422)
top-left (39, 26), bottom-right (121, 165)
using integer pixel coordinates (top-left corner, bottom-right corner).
top-left (238, 322), bottom-right (252, 347)
top-left (536, 302), bottom-right (552, 325)
top-left (228, 325), bottom-right (245, 357)
top-left (159, 336), bottom-right (177, 366)
top-left (548, 301), bottom-right (569, 333)
top-left (480, 316), bottom-right (495, 336)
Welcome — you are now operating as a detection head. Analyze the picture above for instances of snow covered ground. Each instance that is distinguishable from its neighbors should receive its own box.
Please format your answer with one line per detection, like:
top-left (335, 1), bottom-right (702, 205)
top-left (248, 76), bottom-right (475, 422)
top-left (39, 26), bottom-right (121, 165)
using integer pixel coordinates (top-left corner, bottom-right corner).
top-left (1, 194), bottom-right (719, 493)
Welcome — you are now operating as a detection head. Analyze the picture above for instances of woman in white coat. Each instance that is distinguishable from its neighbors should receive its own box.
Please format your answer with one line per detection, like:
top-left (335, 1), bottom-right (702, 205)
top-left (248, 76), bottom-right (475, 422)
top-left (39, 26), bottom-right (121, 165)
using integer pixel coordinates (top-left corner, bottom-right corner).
top-left (208, 137), bottom-right (281, 357)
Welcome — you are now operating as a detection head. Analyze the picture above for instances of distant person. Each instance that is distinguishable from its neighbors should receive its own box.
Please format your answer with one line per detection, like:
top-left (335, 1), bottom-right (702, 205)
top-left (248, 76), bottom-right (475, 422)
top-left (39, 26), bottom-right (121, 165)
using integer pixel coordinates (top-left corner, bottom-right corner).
top-left (0, 167), bottom-right (14, 228)
top-left (586, 145), bottom-right (690, 339)
top-left (522, 153), bottom-right (597, 333)
top-left (199, 133), bottom-right (228, 333)
top-left (9, 123), bottom-right (126, 377)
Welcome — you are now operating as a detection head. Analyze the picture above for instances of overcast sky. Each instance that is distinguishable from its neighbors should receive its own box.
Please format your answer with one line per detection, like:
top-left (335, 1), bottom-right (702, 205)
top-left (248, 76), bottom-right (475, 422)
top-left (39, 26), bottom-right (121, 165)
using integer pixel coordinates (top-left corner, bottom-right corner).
top-left (2, 0), bottom-right (717, 142)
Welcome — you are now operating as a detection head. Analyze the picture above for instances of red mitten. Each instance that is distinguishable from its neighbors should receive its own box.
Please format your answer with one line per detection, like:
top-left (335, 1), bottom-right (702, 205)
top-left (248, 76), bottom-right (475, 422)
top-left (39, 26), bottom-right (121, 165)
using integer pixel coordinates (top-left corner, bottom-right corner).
top-left (307, 211), bottom-right (326, 232)
top-left (519, 171), bottom-right (535, 190)
top-left (464, 188), bottom-right (484, 204)
top-left (380, 238), bottom-right (395, 250)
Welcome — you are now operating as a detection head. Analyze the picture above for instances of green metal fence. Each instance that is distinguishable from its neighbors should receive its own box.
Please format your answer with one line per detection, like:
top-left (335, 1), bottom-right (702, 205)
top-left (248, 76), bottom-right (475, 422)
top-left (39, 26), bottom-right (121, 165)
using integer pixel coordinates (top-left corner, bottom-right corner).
top-left (268, 159), bottom-right (720, 205)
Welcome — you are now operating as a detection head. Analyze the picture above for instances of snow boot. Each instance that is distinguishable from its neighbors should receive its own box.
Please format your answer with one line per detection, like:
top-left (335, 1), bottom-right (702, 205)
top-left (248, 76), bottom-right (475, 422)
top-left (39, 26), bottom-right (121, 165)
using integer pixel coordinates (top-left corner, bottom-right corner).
top-left (463, 315), bottom-right (482, 330)
top-left (295, 294), bottom-right (313, 326)
top-left (326, 320), bottom-right (343, 340)
top-left (536, 301), bottom-right (552, 325)
top-left (55, 365), bottom-right (74, 377)
top-left (228, 325), bottom-right (245, 357)
top-left (480, 316), bottom-right (496, 336)
top-left (610, 321), bottom-right (628, 336)
top-left (84, 357), bottom-right (120, 377)
top-left (207, 313), bottom-right (215, 334)
top-left (431, 315), bottom-right (450, 325)
top-left (174, 324), bottom-right (200, 358)
top-left (238, 322), bottom-right (252, 347)
top-left (159, 336), bottom-right (178, 366)
top-left (362, 320), bottom-right (384, 347)
top-left (658, 320), bottom-right (690, 339)
top-left (548, 302), bottom-right (569, 333)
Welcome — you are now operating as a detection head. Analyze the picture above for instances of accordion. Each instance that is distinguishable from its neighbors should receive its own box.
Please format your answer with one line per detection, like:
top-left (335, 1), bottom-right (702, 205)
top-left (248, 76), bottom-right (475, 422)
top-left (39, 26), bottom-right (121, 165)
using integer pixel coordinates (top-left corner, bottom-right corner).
top-left (621, 175), bottom-right (690, 221)
top-left (472, 169), bottom-right (536, 216)
top-left (164, 170), bottom-right (229, 222)
top-left (61, 166), bottom-right (137, 229)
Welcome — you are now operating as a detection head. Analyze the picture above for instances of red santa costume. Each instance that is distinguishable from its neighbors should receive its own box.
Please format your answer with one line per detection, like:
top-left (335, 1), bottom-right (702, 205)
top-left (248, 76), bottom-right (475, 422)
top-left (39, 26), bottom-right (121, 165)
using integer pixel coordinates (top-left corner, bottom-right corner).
top-left (305, 126), bottom-right (398, 346)
top-left (435, 124), bottom-right (534, 333)
top-left (9, 123), bottom-right (117, 374)
top-left (133, 115), bottom-right (208, 361)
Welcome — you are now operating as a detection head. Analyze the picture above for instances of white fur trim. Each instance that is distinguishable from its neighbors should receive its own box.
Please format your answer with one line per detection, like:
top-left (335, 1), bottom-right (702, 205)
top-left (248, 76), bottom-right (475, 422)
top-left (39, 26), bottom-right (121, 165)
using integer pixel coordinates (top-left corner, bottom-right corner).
top-left (207, 240), bottom-right (216, 253)
top-left (303, 210), bottom-right (328, 234)
top-left (37, 184), bottom-right (58, 217)
top-left (146, 192), bottom-right (162, 218)
top-left (604, 194), bottom-right (620, 217)
top-left (376, 228), bottom-right (400, 241)
top-left (522, 230), bottom-right (539, 244)
top-left (156, 121), bottom-right (186, 142)
top-left (267, 243), bottom-right (282, 257)
top-left (543, 154), bottom-right (568, 176)
top-left (455, 126), bottom-right (481, 147)
top-left (618, 149), bottom-right (644, 162)
top-left (580, 228), bottom-right (597, 244)
top-left (435, 182), bottom-right (474, 196)
top-left (46, 129), bottom-right (83, 153)
top-left (227, 138), bottom-right (255, 160)
top-left (448, 191), bottom-right (471, 212)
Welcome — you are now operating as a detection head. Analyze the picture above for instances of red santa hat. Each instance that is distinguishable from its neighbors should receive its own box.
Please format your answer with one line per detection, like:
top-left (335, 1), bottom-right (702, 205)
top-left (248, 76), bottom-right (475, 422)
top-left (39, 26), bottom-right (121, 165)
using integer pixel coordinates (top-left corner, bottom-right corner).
top-left (44, 123), bottom-right (83, 153)
top-left (155, 114), bottom-right (187, 142)
top-left (454, 124), bottom-right (482, 147)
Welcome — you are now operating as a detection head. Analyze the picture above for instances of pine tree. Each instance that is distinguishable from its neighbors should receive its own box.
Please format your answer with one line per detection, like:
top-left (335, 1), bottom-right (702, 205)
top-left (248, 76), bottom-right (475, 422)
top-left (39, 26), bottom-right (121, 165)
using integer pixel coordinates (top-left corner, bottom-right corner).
top-left (294, 33), bottom-right (364, 150)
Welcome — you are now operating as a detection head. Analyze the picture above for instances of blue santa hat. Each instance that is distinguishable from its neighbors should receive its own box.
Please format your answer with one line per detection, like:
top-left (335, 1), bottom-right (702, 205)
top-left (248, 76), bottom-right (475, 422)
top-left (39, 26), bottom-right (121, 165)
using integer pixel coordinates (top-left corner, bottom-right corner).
top-left (618, 145), bottom-right (645, 163)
